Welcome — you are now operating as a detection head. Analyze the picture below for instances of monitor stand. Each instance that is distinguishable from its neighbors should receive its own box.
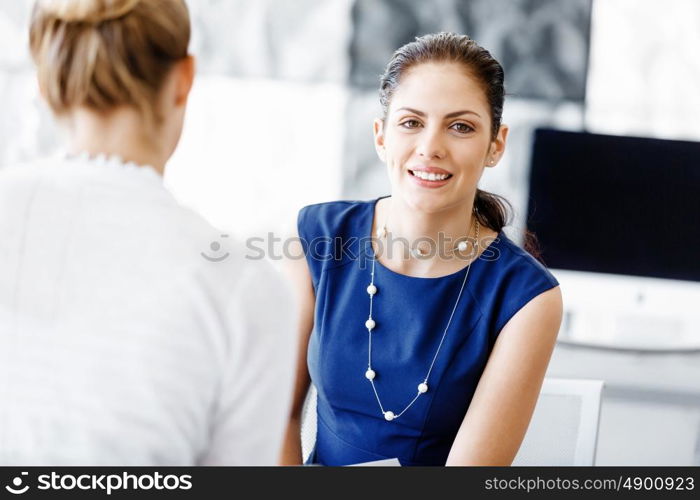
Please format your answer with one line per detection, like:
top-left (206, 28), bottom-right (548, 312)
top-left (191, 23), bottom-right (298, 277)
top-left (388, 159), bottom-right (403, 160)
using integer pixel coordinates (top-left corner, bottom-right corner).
top-left (553, 269), bottom-right (700, 352)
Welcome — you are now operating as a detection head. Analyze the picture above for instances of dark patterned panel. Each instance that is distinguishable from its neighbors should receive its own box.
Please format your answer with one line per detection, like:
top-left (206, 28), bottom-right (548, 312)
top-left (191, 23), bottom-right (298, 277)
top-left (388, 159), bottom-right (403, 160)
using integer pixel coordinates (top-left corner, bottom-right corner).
top-left (350, 0), bottom-right (592, 102)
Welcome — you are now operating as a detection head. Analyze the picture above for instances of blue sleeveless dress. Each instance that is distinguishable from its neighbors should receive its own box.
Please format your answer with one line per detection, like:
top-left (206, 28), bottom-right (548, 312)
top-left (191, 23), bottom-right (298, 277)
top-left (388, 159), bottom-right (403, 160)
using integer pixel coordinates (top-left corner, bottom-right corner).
top-left (298, 198), bottom-right (559, 466)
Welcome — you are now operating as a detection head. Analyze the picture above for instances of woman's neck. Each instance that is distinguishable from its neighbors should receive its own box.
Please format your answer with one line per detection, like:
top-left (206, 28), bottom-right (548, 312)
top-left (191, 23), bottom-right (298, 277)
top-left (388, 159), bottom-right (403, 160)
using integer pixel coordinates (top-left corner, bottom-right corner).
top-left (382, 195), bottom-right (475, 249)
top-left (66, 107), bottom-right (166, 175)
top-left (374, 195), bottom-right (484, 277)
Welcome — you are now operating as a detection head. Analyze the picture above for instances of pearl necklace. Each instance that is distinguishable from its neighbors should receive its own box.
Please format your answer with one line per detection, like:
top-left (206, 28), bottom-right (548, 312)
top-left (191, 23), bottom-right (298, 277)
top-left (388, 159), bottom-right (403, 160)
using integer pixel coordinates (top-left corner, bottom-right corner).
top-left (364, 214), bottom-right (480, 421)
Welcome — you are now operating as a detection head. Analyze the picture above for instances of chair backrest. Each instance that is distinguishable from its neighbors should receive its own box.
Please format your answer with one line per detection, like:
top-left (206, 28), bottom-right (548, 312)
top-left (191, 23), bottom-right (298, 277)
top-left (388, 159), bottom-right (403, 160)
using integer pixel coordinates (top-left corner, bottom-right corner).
top-left (301, 378), bottom-right (604, 466)
top-left (512, 377), bottom-right (604, 466)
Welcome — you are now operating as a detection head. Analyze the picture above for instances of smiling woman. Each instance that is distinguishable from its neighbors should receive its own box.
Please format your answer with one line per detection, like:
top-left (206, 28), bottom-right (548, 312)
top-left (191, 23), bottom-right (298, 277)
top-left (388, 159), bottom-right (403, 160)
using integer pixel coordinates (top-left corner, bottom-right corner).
top-left (280, 33), bottom-right (563, 467)
top-left (375, 61), bottom-right (506, 232)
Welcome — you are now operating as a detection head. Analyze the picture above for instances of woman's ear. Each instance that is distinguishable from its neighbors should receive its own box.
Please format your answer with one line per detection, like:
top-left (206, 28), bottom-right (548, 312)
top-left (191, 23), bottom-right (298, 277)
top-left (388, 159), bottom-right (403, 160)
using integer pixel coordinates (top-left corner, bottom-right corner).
top-left (373, 118), bottom-right (386, 162)
top-left (486, 124), bottom-right (509, 167)
top-left (174, 55), bottom-right (195, 106)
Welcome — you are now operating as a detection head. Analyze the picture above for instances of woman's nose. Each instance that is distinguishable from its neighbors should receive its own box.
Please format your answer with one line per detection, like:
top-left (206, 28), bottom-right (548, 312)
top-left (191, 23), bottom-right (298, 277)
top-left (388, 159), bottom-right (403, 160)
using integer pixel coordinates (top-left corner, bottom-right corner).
top-left (416, 127), bottom-right (446, 160)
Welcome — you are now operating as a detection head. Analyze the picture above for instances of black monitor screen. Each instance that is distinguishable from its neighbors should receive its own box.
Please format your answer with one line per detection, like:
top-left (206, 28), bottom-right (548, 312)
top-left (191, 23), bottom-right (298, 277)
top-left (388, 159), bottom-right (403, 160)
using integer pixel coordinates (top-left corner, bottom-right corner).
top-left (527, 128), bottom-right (700, 282)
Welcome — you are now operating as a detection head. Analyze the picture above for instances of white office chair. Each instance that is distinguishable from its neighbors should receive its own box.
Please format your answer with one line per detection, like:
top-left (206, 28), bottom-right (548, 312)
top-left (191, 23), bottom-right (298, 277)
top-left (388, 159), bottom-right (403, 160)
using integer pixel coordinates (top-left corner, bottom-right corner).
top-left (302, 377), bottom-right (604, 466)
top-left (512, 377), bottom-right (604, 466)
top-left (301, 384), bottom-right (318, 464)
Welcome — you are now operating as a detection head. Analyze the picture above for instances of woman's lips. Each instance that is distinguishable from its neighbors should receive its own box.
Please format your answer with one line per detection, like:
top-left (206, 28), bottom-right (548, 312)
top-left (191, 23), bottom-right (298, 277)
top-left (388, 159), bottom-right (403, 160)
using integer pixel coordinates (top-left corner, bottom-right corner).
top-left (408, 169), bottom-right (453, 188)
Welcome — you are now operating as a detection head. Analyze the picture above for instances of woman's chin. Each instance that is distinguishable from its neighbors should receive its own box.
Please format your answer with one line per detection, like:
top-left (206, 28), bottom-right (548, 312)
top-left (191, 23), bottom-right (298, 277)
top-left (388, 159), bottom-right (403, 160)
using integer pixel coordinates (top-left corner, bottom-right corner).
top-left (399, 191), bottom-right (453, 215)
top-left (394, 184), bottom-right (476, 216)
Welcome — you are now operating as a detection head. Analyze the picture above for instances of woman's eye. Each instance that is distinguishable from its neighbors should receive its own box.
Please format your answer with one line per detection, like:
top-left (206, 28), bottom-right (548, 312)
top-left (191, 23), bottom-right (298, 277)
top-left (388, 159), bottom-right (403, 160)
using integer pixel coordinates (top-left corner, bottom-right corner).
top-left (400, 119), bottom-right (421, 129)
top-left (451, 122), bottom-right (474, 134)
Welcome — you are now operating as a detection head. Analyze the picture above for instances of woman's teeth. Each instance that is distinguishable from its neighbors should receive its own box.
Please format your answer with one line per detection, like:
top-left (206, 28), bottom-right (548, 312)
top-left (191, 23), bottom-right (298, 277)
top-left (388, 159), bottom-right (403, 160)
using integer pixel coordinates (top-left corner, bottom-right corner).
top-left (410, 170), bottom-right (450, 181)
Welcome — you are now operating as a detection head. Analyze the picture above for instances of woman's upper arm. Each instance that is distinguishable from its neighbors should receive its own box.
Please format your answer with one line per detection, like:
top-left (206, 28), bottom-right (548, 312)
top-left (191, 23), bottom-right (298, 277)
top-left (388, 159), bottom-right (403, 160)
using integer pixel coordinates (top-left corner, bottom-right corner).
top-left (283, 223), bottom-right (316, 420)
top-left (445, 285), bottom-right (563, 466)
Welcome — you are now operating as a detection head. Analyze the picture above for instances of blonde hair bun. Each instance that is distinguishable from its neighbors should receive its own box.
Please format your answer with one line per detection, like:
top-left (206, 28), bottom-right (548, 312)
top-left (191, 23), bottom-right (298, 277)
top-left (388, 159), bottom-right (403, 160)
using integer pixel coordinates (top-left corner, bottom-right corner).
top-left (30, 0), bottom-right (190, 124)
top-left (37, 0), bottom-right (141, 24)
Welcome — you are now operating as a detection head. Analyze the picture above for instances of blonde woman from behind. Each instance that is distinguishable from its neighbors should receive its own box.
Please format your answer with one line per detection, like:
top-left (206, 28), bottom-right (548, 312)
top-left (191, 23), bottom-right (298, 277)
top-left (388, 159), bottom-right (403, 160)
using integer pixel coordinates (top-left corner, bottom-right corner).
top-left (0, 0), bottom-right (295, 465)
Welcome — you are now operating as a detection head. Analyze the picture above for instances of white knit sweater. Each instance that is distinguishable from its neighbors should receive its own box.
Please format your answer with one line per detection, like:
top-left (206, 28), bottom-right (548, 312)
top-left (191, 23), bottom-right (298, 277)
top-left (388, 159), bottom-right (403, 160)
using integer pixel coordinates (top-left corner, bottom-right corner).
top-left (0, 155), bottom-right (295, 465)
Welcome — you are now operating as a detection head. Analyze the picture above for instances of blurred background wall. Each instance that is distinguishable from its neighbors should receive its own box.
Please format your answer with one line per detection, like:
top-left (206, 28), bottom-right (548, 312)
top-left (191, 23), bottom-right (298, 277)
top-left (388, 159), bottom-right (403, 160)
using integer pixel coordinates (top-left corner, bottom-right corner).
top-left (1, 0), bottom-right (698, 465)
top-left (5, 0), bottom-right (700, 236)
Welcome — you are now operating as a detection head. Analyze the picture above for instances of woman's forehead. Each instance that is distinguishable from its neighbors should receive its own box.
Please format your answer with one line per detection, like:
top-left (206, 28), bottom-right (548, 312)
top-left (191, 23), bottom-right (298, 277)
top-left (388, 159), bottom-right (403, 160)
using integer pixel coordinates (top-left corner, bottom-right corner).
top-left (390, 62), bottom-right (489, 115)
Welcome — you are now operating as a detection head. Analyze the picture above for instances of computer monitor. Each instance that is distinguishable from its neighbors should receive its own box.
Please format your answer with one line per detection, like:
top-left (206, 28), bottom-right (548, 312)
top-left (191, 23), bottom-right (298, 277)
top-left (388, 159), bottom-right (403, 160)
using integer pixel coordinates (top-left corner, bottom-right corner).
top-left (527, 128), bottom-right (700, 350)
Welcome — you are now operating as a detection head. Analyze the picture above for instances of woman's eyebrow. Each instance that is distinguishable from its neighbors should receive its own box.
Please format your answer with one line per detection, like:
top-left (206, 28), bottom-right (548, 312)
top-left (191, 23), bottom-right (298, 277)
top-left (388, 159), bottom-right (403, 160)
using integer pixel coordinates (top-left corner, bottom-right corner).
top-left (394, 107), bottom-right (481, 119)
top-left (395, 106), bottom-right (426, 117)
top-left (444, 109), bottom-right (481, 119)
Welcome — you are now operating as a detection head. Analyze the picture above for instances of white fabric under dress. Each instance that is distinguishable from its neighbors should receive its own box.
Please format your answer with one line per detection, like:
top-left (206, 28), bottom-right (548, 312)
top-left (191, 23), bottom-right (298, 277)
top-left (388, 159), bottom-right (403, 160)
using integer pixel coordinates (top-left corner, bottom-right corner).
top-left (0, 155), bottom-right (295, 465)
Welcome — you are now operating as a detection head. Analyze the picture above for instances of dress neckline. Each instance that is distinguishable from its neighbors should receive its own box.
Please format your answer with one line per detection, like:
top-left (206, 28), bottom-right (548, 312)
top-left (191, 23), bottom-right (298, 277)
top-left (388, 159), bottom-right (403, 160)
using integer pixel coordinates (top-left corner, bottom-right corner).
top-left (364, 196), bottom-right (504, 281)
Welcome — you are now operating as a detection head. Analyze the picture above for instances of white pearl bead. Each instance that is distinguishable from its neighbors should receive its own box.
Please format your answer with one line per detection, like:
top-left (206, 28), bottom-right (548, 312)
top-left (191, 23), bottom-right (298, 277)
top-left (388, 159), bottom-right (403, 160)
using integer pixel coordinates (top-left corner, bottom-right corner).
top-left (384, 411), bottom-right (395, 421)
top-left (418, 383), bottom-right (428, 393)
top-left (457, 241), bottom-right (468, 252)
top-left (365, 318), bottom-right (375, 331)
top-left (365, 369), bottom-right (375, 380)
top-left (367, 284), bottom-right (377, 296)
